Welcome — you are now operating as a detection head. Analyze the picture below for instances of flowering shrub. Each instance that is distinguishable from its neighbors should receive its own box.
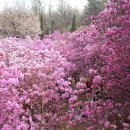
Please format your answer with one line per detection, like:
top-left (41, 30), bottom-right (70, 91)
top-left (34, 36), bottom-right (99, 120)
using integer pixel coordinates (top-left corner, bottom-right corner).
top-left (0, 52), bottom-right (26, 130)
top-left (46, 0), bottom-right (130, 129)
top-left (0, 37), bottom-right (71, 129)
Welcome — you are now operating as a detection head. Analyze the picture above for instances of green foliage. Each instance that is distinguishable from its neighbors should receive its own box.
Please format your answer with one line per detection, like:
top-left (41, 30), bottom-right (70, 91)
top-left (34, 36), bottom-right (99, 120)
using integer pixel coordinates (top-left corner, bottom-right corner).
top-left (39, 13), bottom-right (44, 31)
top-left (71, 14), bottom-right (76, 32)
top-left (51, 20), bottom-right (55, 34)
top-left (83, 0), bottom-right (107, 24)
top-left (45, 27), bottom-right (50, 35)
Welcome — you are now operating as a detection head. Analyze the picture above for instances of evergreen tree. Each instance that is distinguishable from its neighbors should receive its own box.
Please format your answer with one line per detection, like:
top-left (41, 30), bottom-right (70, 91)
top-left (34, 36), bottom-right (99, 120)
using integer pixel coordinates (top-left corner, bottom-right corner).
top-left (83, 0), bottom-right (107, 24)
top-left (51, 20), bottom-right (55, 34)
top-left (39, 13), bottom-right (44, 38)
top-left (71, 14), bottom-right (76, 32)
top-left (39, 13), bottom-right (44, 32)
top-left (45, 27), bottom-right (50, 35)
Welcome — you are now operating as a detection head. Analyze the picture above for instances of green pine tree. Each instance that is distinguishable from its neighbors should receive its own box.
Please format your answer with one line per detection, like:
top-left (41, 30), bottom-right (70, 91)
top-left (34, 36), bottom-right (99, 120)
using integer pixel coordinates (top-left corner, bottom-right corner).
top-left (39, 13), bottom-right (44, 31)
top-left (51, 20), bottom-right (55, 34)
top-left (39, 13), bottom-right (45, 38)
top-left (83, 0), bottom-right (107, 25)
top-left (71, 14), bottom-right (76, 32)
top-left (45, 27), bottom-right (50, 35)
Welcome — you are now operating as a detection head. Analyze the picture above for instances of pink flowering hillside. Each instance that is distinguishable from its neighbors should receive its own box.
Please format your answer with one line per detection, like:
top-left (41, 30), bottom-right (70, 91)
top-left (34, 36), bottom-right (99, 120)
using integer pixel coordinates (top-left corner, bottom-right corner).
top-left (0, 0), bottom-right (130, 130)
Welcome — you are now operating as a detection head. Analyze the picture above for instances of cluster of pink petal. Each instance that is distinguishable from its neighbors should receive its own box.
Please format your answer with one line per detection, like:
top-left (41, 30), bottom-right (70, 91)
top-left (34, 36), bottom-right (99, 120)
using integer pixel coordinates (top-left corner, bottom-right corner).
top-left (0, 38), bottom-right (71, 129)
top-left (0, 0), bottom-right (130, 129)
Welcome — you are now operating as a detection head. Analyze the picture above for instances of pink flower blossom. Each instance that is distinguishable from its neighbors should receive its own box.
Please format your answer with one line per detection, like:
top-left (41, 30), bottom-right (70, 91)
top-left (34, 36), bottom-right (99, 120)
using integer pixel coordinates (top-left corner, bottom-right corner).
top-left (93, 75), bottom-right (102, 84)
top-left (76, 82), bottom-right (86, 89)
top-left (104, 121), bottom-right (110, 129)
top-left (62, 93), bottom-right (69, 99)
top-left (8, 78), bottom-right (19, 86)
top-left (69, 96), bottom-right (77, 104)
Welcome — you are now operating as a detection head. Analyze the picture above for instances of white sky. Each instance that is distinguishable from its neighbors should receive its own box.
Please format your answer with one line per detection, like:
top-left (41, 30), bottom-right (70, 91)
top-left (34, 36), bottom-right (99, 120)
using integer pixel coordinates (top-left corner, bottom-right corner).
top-left (0, 0), bottom-right (87, 11)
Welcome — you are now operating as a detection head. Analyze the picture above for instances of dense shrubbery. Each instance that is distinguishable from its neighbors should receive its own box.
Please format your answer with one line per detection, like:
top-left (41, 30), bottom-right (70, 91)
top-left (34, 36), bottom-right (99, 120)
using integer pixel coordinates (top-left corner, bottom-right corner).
top-left (0, 0), bottom-right (130, 129)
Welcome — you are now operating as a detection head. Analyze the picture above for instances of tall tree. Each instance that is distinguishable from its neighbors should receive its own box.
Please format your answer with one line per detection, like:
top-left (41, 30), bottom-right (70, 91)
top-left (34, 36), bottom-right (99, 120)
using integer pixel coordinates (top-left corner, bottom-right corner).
top-left (83, 0), bottom-right (107, 24)
top-left (31, 0), bottom-right (47, 38)
top-left (0, 7), bottom-right (41, 38)
top-left (31, 0), bottom-right (41, 15)
top-left (57, 0), bottom-right (73, 29)
top-left (45, 27), bottom-right (50, 35)
top-left (39, 12), bottom-right (45, 38)
top-left (71, 14), bottom-right (76, 32)
top-left (51, 20), bottom-right (55, 34)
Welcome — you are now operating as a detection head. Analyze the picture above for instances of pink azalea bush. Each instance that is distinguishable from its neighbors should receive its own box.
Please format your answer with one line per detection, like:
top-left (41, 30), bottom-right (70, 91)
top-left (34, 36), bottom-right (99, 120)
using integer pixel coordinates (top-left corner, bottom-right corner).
top-left (0, 51), bottom-right (28, 130)
top-left (0, 38), bottom-right (71, 129)
top-left (48, 0), bottom-right (130, 129)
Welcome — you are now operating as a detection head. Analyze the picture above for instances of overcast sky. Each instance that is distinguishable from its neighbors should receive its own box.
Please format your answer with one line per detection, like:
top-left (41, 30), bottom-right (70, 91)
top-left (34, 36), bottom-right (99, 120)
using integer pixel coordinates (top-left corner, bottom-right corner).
top-left (0, 0), bottom-right (87, 11)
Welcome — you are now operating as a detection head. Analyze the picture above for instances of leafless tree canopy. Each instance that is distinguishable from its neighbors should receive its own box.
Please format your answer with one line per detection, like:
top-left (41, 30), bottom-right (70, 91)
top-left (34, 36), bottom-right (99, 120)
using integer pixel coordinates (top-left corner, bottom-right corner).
top-left (57, 0), bottom-right (73, 28)
top-left (0, 7), bottom-right (41, 38)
